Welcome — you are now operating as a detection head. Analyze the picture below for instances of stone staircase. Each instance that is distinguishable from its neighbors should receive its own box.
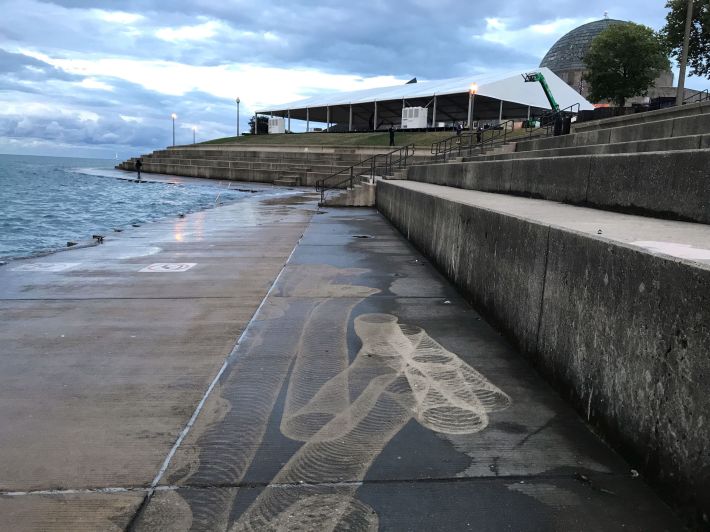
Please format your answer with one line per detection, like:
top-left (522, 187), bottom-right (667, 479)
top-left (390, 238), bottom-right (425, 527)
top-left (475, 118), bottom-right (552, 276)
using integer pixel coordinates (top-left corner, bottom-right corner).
top-left (376, 101), bottom-right (710, 526)
top-left (406, 101), bottom-right (710, 224)
top-left (117, 145), bottom-right (405, 187)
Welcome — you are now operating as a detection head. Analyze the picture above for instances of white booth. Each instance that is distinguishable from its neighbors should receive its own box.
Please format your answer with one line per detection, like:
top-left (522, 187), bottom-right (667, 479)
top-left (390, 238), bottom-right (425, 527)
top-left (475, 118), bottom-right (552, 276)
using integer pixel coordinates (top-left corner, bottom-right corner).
top-left (268, 116), bottom-right (285, 134)
top-left (401, 107), bottom-right (428, 129)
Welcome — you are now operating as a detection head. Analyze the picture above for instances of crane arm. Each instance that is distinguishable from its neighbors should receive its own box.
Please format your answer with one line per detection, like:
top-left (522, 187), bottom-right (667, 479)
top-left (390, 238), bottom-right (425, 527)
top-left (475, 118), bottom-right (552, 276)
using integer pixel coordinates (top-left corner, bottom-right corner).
top-left (522, 72), bottom-right (560, 113)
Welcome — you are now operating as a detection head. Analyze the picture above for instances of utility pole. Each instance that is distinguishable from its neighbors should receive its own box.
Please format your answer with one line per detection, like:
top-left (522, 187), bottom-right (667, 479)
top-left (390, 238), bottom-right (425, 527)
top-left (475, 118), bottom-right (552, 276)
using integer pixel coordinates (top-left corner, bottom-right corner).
top-left (236, 97), bottom-right (241, 136)
top-left (676, 0), bottom-right (693, 106)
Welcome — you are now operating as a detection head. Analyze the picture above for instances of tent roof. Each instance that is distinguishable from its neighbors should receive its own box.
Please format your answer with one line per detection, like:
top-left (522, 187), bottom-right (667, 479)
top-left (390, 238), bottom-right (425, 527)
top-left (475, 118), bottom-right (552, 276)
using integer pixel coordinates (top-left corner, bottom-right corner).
top-left (256, 67), bottom-right (594, 114)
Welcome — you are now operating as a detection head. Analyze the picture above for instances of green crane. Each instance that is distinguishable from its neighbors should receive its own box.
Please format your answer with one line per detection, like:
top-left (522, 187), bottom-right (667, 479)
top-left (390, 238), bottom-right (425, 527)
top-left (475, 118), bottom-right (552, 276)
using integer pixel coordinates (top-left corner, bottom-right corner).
top-left (522, 71), bottom-right (560, 113)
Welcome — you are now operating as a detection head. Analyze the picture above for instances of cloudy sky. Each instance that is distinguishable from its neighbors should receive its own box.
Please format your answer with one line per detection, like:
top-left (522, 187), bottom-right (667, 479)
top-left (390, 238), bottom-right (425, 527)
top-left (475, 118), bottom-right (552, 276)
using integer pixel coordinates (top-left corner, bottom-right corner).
top-left (0, 0), bottom-right (706, 159)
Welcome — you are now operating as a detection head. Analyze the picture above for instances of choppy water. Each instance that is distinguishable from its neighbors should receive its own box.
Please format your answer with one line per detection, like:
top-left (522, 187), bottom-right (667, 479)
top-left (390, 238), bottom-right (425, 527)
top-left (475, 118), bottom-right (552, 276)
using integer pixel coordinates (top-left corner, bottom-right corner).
top-left (0, 154), bottom-right (259, 261)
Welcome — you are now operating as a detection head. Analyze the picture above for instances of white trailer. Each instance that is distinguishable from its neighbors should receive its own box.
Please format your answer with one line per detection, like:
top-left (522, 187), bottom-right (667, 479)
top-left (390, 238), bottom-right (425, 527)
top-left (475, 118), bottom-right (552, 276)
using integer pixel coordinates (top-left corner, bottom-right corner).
top-left (268, 117), bottom-right (285, 134)
top-left (401, 107), bottom-right (428, 129)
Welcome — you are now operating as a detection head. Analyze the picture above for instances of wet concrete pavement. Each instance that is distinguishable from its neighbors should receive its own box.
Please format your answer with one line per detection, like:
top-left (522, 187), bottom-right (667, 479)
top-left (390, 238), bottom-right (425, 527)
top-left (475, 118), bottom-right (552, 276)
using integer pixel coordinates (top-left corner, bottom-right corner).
top-left (0, 192), bottom-right (683, 530)
top-left (141, 207), bottom-right (680, 530)
top-left (0, 191), bottom-right (315, 530)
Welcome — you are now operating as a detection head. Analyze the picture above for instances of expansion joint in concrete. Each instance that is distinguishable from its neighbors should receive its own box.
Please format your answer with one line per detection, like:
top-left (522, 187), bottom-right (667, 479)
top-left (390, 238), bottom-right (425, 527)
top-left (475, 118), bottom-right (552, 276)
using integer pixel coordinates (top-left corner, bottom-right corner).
top-left (0, 296), bottom-right (238, 302)
top-left (0, 471), bottom-right (634, 499)
top-left (583, 154), bottom-right (593, 203)
top-left (125, 217), bottom-right (313, 531)
top-left (534, 225), bottom-right (552, 355)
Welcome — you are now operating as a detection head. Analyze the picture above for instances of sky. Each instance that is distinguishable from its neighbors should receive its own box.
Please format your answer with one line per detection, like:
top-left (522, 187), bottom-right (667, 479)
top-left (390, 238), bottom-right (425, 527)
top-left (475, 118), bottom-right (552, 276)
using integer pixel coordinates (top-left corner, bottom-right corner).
top-left (0, 0), bottom-right (707, 159)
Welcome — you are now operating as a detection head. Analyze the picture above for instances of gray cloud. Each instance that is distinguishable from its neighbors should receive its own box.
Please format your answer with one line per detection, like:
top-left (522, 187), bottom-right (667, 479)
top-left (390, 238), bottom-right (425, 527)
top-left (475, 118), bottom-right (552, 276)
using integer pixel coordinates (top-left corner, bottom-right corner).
top-left (0, 48), bottom-right (78, 81)
top-left (0, 0), bottom-right (705, 157)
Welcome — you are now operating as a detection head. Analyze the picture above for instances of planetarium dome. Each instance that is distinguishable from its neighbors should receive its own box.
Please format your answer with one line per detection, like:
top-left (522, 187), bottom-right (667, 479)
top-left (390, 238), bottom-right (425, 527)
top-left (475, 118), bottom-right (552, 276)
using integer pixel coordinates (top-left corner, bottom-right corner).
top-left (540, 18), bottom-right (626, 74)
top-left (539, 18), bottom-right (673, 101)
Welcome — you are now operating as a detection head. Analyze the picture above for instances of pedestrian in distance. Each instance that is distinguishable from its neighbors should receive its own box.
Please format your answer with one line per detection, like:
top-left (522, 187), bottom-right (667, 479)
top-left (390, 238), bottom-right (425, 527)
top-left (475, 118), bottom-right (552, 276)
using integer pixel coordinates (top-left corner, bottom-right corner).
top-left (388, 124), bottom-right (395, 146)
top-left (455, 122), bottom-right (462, 136)
top-left (476, 125), bottom-right (482, 144)
top-left (135, 158), bottom-right (143, 181)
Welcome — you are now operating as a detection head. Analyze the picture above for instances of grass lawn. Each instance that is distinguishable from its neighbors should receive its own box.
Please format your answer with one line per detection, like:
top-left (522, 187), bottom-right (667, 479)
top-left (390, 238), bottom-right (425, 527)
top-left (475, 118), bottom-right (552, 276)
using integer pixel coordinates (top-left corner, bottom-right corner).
top-left (201, 131), bottom-right (454, 148)
top-left (200, 127), bottom-right (541, 149)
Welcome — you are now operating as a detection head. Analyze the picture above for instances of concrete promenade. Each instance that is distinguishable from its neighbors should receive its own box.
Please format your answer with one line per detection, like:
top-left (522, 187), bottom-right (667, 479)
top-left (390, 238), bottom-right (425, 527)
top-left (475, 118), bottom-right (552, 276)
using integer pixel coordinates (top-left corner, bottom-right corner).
top-left (0, 187), bottom-right (313, 530)
top-left (0, 187), bottom-right (682, 530)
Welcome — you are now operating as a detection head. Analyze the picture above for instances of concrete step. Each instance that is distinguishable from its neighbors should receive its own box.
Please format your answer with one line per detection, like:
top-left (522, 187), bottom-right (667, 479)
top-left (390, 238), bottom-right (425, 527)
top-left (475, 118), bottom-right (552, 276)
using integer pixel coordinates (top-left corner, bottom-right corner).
top-left (273, 177), bottom-right (300, 186)
top-left (572, 99), bottom-right (709, 133)
top-left (467, 133), bottom-right (710, 162)
top-left (150, 150), bottom-right (364, 165)
top-left (516, 111), bottom-right (710, 153)
top-left (406, 148), bottom-right (710, 224)
top-left (320, 181), bottom-right (375, 207)
top-left (377, 179), bottom-right (710, 521)
top-left (384, 169), bottom-right (408, 180)
top-left (136, 162), bottom-right (335, 186)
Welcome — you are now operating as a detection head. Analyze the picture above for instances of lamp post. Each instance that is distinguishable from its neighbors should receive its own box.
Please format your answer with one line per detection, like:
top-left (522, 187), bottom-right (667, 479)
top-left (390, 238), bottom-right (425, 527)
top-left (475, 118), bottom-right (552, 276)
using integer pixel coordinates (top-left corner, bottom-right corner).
top-left (676, 0), bottom-right (693, 106)
top-left (171, 113), bottom-right (177, 146)
top-left (192, 126), bottom-right (196, 144)
top-left (468, 83), bottom-right (478, 131)
top-left (236, 97), bottom-right (240, 137)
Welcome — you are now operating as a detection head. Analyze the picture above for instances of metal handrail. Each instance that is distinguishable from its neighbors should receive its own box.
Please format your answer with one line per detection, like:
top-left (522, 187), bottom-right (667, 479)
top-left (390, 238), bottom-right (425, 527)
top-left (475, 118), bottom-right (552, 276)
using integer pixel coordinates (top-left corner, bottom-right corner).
top-left (683, 89), bottom-right (710, 104)
top-left (370, 144), bottom-right (415, 180)
top-left (316, 144), bottom-right (415, 204)
top-left (430, 119), bottom-right (516, 161)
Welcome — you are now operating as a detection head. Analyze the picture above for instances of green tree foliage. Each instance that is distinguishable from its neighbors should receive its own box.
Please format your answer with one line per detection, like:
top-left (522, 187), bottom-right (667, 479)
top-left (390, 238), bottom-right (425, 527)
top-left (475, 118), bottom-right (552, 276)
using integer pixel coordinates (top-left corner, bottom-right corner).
top-left (249, 115), bottom-right (269, 134)
top-left (661, 0), bottom-right (710, 78)
top-left (583, 23), bottom-right (670, 106)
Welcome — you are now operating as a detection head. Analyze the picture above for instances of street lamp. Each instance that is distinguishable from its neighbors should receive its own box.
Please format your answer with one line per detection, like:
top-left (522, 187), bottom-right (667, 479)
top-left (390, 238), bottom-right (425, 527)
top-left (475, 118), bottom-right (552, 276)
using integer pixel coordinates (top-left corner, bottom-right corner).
top-left (171, 113), bottom-right (177, 146)
top-left (192, 126), bottom-right (196, 144)
top-left (236, 97), bottom-right (241, 137)
top-left (468, 83), bottom-right (478, 131)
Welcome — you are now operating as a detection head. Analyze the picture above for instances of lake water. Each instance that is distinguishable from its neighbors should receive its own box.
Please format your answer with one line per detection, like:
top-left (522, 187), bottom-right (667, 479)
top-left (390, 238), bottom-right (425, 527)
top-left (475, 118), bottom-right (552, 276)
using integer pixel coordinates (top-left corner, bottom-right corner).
top-left (0, 154), bottom-right (262, 261)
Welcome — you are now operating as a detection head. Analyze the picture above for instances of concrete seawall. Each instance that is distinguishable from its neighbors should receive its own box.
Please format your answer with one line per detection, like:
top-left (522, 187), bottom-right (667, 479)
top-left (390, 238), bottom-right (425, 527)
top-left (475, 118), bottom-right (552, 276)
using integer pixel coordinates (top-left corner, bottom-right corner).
top-left (377, 179), bottom-right (710, 521)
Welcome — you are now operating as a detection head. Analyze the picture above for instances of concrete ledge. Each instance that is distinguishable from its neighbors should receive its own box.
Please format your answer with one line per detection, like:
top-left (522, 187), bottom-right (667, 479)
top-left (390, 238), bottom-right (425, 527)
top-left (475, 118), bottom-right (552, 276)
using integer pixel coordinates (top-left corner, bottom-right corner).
top-left (377, 179), bottom-right (710, 523)
top-left (572, 101), bottom-right (708, 133)
top-left (470, 134), bottom-right (707, 162)
top-left (517, 112), bottom-right (710, 153)
top-left (509, 156), bottom-right (590, 203)
top-left (137, 162), bottom-right (334, 186)
top-left (408, 162), bottom-right (463, 187)
top-left (406, 150), bottom-right (710, 224)
top-left (463, 159), bottom-right (514, 193)
top-left (587, 150), bottom-right (710, 223)
top-left (322, 182), bottom-right (376, 206)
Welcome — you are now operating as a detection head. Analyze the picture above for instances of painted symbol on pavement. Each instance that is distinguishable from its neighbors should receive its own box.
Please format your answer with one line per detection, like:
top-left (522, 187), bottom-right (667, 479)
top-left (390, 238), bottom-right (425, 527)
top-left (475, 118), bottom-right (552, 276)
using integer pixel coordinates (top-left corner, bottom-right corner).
top-left (139, 262), bottom-right (197, 273)
top-left (12, 263), bottom-right (80, 272)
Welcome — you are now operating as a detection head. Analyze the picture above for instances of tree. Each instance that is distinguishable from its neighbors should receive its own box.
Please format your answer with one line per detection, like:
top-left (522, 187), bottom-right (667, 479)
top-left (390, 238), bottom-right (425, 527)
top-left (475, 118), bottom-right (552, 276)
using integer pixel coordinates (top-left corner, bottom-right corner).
top-left (249, 115), bottom-right (268, 134)
top-left (661, 0), bottom-right (710, 78)
top-left (583, 23), bottom-right (670, 107)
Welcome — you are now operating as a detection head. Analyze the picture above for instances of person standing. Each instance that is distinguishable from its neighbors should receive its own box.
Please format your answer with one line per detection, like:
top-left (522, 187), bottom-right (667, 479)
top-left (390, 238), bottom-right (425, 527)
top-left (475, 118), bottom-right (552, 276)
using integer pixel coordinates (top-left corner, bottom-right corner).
top-left (135, 158), bottom-right (143, 181)
top-left (388, 124), bottom-right (395, 147)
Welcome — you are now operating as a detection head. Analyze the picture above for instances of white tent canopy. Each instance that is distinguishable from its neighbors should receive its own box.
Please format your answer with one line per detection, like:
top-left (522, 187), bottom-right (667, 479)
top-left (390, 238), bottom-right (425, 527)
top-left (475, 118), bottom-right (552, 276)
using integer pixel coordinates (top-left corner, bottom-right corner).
top-left (255, 67), bottom-right (593, 131)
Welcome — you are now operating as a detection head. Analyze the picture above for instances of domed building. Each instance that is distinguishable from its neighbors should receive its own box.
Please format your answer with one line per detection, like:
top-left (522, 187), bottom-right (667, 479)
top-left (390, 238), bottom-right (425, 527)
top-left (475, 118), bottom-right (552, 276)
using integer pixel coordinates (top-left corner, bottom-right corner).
top-left (540, 18), bottom-right (675, 104)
